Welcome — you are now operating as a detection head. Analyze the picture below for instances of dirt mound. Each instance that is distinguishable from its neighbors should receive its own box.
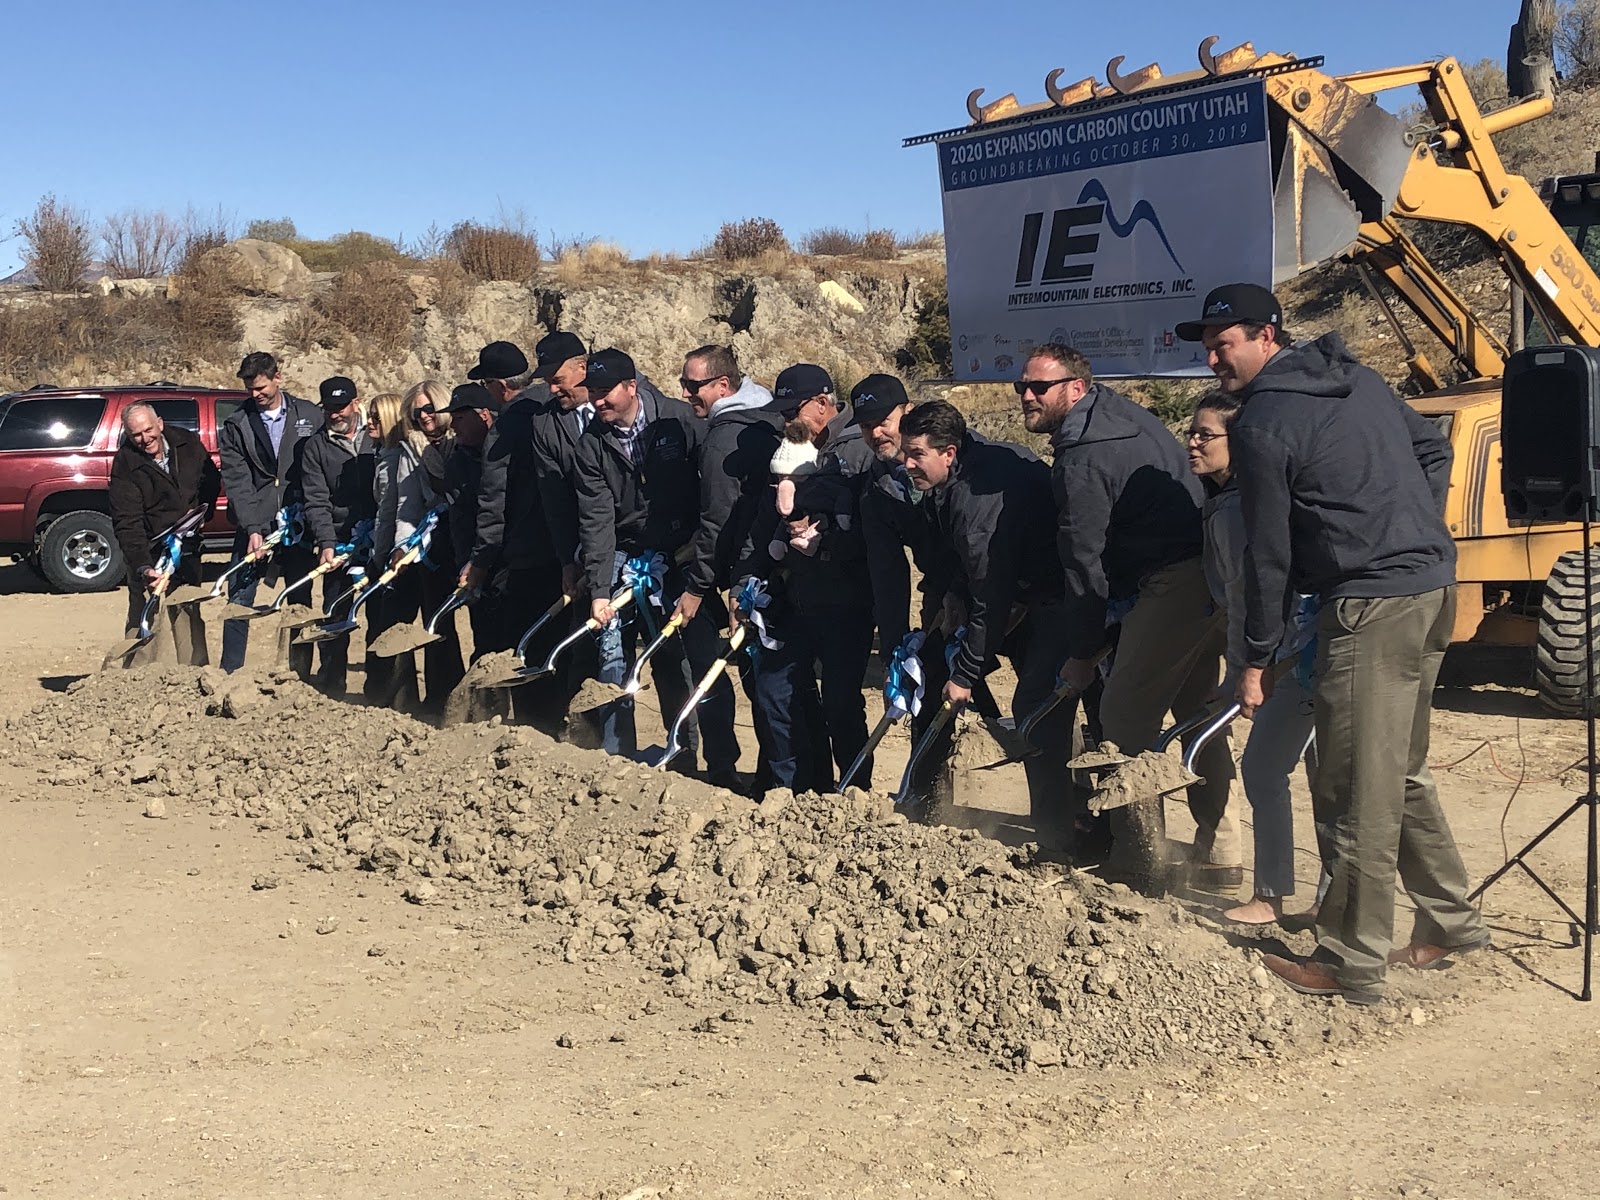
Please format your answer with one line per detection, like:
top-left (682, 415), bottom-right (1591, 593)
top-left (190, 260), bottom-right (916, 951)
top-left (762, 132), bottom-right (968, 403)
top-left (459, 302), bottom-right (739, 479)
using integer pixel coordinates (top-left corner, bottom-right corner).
top-left (5, 666), bottom-right (1382, 1070)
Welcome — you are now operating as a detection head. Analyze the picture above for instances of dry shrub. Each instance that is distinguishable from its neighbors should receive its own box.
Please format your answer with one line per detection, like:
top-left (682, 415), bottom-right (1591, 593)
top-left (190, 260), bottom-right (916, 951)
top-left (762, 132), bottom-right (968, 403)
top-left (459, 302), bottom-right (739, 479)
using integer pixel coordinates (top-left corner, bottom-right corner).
top-left (170, 252), bottom-right (244, 361)
top-left (246, 217), bottom-right (297, 242)
top-left (898, 229), bottom-right (944, 251)
top-left (282, 230), bottom-right (408, 272)
top-left (861, 229), bottom-right (897, 260)
top-left (16, 195), bottom-right (94, 291)
top-left (0, 293), bottom-right (233, 387)
top-left (277, 303), bottom-right (334, 353)
top-left (317, 261), bottom-right (413, 352)
top-left (423, 256), bottom-right (472, 319)
top-left (799, 226), bottom-right (862, 256)
top-left (102, 209), bottom-right (182, 278)
top-left (448, 220), bottom-right (540, 281)
top-left (896, 275), bottom-right (951, 378)
top-left (174, 208), bottom-right (235, 277)
top-left (712, 218), bottom-right (788, 261)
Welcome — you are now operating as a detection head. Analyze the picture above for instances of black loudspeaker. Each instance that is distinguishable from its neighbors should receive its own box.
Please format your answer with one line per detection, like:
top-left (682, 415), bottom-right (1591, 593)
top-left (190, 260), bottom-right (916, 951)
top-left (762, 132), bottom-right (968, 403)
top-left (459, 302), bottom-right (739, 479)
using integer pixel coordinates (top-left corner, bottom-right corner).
top-left (1502, 345), bottom-right (1600, 523)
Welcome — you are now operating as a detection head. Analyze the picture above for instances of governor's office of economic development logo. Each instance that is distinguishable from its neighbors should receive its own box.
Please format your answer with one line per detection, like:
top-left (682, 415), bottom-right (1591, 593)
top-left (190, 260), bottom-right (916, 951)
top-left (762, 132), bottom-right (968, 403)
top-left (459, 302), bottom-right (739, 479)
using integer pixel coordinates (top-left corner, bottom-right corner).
top-left (1007, 178), bottom-right (1196, 311)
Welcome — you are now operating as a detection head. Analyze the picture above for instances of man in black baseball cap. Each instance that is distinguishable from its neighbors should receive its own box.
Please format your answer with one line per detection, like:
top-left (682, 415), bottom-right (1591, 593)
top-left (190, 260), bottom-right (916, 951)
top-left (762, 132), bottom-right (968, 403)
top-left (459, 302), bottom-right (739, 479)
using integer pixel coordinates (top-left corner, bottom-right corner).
top-left (743, 361), bottom-right (877, 790)
top-left (319, 375), bottom-right (359, 409)
top-left (467, 340), bottom-right (529, 383)
top-left (532, 331), bottom-right (588, 382)
top-left (1174, 283), bottom-right (1285, 394)
top-left (767, 363), bottom-right (837, 428)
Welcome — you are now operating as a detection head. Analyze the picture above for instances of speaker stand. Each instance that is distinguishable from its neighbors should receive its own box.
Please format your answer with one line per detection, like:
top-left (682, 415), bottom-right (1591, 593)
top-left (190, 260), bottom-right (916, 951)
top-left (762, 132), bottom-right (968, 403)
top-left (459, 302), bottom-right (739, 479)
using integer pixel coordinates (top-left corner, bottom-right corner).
top-left (1469, 514), bottom-right (1600, 1001)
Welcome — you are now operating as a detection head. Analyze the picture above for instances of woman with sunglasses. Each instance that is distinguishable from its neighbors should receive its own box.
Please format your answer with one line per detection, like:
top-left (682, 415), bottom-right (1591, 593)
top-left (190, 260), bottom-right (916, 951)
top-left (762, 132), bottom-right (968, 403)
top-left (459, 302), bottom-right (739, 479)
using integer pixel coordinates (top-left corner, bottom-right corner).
top-left (1189, 392), bottom-right (1326, 924)
top-left (369, 382), bottom-right (465, 710)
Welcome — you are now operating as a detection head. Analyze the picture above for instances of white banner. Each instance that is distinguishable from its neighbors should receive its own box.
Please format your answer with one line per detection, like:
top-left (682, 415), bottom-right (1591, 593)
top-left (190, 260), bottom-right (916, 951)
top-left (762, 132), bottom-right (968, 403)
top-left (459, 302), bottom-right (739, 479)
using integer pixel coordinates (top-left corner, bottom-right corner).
top-left (936, 79), bottom-right (1273, 379)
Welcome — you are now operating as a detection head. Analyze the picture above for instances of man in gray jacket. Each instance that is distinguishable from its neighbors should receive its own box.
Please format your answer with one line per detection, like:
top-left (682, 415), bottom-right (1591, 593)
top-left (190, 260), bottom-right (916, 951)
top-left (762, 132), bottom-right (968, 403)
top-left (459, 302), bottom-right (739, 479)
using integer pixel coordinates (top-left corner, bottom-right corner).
top-left (1183, 283), bottom-right (1486, 1004)
top-left (218, 351), bottom-right (323, 674)
top-left (293, 375), bottom-right (375, 692)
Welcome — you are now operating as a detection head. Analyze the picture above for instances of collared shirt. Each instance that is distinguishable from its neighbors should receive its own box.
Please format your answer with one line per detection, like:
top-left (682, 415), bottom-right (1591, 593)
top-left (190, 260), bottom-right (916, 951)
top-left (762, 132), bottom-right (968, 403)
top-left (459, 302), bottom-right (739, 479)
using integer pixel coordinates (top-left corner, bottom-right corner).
top-left (262, 402), bottom-right (288, 455)
top-left (151, 438), bottom-right (172, 477)
top-left (605, 391), bottom-right (655, 470)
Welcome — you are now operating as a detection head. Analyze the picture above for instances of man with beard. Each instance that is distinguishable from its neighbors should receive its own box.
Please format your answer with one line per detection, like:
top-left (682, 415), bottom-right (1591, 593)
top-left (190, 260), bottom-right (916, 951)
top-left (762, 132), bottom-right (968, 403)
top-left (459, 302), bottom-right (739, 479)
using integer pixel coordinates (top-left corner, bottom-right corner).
top-left (108, 402), bottom-right (221, 666)
top-left (671, 344), bottom-right (778, 791)
top-left (1020, 343), bottom-right (1240, 892)
top-left (218, 351), bottom-right (322, 675)
top-left (294, 375), bottom-right (377, 693)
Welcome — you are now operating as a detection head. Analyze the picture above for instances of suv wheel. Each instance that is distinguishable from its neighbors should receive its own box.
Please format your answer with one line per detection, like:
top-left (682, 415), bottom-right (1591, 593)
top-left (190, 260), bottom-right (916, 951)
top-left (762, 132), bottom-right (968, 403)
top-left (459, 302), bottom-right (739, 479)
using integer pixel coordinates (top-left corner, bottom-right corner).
top-left (38, 511), bottom-right (124, 593)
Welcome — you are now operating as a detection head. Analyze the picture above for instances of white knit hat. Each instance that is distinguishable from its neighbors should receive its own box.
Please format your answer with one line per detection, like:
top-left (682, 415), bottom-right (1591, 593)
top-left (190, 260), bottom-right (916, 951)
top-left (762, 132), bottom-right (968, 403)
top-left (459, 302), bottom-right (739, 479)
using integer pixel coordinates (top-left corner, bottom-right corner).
top-left (770, 437), bottom-right (819, 477)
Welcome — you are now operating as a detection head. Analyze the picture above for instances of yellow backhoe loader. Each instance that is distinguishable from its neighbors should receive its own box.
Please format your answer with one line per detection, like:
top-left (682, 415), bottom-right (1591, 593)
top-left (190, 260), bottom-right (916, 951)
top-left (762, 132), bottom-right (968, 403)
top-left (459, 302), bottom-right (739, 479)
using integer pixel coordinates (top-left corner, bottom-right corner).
top-left (933, 40), bottom-right (1600, 713)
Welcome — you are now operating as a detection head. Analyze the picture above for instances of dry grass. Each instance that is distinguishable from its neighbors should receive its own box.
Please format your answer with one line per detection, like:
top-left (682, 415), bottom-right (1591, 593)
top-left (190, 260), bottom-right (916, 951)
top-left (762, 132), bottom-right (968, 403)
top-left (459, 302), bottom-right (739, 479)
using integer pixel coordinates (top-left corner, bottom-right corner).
top-left (281, 231), bottom-right (409, 273)
top-left (0, 290), bottom-right (240, 388)
top-left (553, 240), bottom-right (630, 286)
top-left (798, 227), bottom-right (898, 260)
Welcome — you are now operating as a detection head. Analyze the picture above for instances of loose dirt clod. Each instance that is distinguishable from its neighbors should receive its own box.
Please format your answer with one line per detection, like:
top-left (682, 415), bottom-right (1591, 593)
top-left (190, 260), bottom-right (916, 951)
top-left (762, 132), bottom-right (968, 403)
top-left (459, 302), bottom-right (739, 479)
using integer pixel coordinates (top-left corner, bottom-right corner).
top-left (11, 665), bottom-right (1376, 1070)
top-left (1088, 750), bottom-right (1201, 813)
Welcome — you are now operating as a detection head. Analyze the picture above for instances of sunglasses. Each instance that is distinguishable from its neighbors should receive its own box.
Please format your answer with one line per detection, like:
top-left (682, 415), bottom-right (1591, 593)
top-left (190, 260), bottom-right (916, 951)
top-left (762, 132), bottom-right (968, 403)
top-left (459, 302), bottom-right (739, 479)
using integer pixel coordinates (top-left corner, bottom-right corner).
top-left (680, 375), bottom-right (722, 394)
top-left (1013, 378), bottom-right (1074, 397)
top-left (412, 404), bottom-right (436, 417)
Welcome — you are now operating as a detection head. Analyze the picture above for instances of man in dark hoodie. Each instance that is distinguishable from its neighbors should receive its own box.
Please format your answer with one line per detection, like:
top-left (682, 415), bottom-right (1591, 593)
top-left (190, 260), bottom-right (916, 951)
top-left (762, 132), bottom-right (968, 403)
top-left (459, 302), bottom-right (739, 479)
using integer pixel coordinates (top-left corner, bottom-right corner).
top-left (109, 401), bottom-right (222, 666)
top-left (218, 351), bottom-right (323, 674)
top-left (293, 375), bottom-right (376, 693)
top-left (899, 401), bottom-right (1073, 819)
top-left (1021, 343), bottom-right (1240, 890)
top-left (741, 363), bottom-right (877, 790)
top-left (1182, 283), bottom-right (1486, 1004)
top-left (577, 348), bottom-right (733, 777)
top-left (673, 344), bottom-right (779, 791)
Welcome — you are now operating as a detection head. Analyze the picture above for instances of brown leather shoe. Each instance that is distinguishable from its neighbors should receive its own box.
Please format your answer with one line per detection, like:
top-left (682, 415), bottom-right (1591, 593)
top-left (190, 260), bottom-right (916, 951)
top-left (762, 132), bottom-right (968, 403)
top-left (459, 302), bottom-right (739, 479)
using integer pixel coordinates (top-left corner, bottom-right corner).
top-left (1387, 935), bottom-right (1492, 971)
top-left (1261, 954), bottom-right (1383, 1006)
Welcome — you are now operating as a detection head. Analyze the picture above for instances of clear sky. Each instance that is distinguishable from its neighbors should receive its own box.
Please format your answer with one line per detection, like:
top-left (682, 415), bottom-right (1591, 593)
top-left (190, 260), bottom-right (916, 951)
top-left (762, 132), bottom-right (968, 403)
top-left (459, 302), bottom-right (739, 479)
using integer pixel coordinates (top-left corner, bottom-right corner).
top-left (1, 0), bottom-right (1514, 274)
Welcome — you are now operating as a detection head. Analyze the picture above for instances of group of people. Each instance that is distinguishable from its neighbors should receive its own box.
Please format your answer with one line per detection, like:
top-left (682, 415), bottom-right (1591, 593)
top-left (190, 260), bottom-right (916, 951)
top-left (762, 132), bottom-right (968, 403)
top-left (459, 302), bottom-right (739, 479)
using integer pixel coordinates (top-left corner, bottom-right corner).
top-left (107, 281), bottom-right (1490, 1004)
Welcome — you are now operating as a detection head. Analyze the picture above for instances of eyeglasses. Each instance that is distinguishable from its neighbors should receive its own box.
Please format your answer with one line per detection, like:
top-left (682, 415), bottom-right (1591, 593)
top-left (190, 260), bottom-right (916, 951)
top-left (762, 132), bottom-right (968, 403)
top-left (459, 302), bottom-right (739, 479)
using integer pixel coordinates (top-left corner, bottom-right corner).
top-left (412, 404), bottom-right (436, 417)
top-left (1013, 378), bottom-right (1073, 397)
top-left (680, 376), bottom-right (722, 394)
top-left (1186, 429), bottom-right (1227, 444)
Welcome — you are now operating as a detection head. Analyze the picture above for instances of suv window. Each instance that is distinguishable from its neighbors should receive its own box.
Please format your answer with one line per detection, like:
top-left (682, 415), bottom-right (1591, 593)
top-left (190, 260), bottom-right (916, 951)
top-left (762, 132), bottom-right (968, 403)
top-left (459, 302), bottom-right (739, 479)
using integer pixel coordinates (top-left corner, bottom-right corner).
top-left (215, 398), bottom-right (244, 430)
top-left (0, 396), bottom-right (108, 451)
top-left (148, 398), bottom-right (200, 433)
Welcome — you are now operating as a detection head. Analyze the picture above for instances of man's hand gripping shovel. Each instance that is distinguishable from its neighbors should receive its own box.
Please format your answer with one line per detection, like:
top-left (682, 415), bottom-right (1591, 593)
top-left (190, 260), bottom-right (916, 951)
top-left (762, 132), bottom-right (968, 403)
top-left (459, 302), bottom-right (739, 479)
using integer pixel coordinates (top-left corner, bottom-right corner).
top-left (166, 504), bottom-right (306, 608)
top-left (104, 508), bottom-right (207, 661)
top-left (298, 507), bottom-right (442, 644)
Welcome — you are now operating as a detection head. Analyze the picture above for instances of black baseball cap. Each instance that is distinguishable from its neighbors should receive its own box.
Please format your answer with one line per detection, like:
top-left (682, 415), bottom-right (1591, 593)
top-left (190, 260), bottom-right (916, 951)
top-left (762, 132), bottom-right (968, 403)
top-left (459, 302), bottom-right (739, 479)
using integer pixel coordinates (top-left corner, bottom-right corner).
top-left (582, 348), bottom-right (636, 396)
top-left (445, 383), bottom-right (496, 414)
top-left (849, 373), bottom-right (910, 428)
top-left (1175, 284), bottom-right (1283, 342)
top-left (532, 331), bottom-right (588, 380)
top-left (768, 363), bottom-right (834, 417)
top-left (319, 376), bottom-right (358, 407)
top-left (466, 340), bottom-right (529, 381)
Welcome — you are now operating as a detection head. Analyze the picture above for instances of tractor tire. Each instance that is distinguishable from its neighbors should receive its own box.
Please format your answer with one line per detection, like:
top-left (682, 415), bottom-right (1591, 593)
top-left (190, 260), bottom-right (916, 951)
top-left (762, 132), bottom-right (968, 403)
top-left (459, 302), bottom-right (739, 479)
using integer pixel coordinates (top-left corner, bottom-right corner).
top-left (37, 510), bottom-right (124, 594)
top-left (1534, 548), bottom-right (1600, 716)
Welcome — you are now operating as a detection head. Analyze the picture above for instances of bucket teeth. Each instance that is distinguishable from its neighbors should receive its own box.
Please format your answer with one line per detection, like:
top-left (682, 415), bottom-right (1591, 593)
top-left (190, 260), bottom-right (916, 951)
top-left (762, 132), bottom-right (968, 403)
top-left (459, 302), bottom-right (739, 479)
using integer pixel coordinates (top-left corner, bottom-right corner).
top-left (1106, 56), bottom-right (1164, 94)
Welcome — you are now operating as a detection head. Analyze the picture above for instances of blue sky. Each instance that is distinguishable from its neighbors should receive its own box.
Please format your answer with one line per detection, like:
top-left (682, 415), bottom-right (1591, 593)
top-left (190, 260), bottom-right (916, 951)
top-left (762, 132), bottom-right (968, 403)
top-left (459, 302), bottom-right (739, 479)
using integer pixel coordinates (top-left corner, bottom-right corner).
top-left (1, 0), bottom-right (1512, 274)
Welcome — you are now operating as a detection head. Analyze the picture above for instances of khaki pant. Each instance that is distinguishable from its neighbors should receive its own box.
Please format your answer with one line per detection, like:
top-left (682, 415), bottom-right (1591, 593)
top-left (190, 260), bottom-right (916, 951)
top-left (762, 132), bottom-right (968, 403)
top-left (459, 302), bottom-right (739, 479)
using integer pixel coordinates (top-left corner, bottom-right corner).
top-left (1311, 587), bottom-right (1486, 992)
top-left (1098, 557), bottom-right (1241, 878)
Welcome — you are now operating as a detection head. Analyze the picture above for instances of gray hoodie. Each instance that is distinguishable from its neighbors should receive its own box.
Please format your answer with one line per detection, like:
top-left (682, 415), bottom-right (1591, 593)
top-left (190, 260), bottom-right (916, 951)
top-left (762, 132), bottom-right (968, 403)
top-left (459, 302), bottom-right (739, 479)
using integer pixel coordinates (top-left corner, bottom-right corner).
top-left (683, 377), bottom-right (782, 596)
top-left (1232, 332), bottom-right (1455, 666)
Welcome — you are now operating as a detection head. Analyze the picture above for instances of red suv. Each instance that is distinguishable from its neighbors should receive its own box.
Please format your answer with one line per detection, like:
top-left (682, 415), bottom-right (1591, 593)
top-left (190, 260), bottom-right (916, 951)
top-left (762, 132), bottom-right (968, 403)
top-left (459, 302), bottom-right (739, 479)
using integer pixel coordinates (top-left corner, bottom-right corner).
top-left (0, 383), bottom-right (243, 592)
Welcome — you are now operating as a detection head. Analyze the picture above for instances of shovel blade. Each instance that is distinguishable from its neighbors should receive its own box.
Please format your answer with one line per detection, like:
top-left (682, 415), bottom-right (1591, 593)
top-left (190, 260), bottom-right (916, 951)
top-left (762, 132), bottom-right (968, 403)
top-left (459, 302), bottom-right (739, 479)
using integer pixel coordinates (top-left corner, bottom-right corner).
top-left (164, 584), bottom-right (217, 607)
top-left (1085, 751), bottom-right (1203, 813)
top-left (103, 635), bottom-right (148, 663)
top-left (218, 602), bottom-right (274, 621)
top-left (474, 665), bottom-right (553, 690)
top-left (297, 621), bottom-right (357, 644)
top-left (368, 622), bottom-right (437, 658)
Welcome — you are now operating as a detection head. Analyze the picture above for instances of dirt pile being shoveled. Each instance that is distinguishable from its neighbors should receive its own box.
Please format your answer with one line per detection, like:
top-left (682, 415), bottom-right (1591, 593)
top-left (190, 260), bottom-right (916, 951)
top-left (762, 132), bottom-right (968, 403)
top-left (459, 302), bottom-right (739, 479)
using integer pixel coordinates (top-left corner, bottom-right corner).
top-left (5, 666), bottom-right (1386, 1070)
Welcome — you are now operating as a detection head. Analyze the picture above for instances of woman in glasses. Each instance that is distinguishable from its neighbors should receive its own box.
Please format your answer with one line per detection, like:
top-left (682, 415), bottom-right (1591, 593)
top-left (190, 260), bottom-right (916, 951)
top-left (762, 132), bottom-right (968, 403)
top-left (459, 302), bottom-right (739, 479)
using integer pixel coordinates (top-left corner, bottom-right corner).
top-left (369, 382), bottom-right (464, 711)
top-left (1189, 392), bottom-right (1326, 924)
